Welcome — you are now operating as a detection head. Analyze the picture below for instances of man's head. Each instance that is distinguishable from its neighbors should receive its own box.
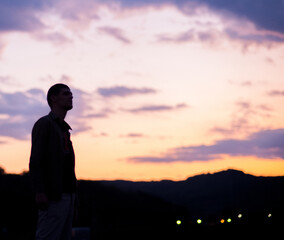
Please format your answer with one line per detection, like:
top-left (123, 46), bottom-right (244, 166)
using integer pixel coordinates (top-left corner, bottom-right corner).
top-left (47, 84), bottom-right (73, 111)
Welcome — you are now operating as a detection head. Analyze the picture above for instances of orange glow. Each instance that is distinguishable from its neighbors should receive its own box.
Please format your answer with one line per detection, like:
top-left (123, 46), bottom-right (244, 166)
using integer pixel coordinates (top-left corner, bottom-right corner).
top-left (0, 3), bottom-right (284, 181)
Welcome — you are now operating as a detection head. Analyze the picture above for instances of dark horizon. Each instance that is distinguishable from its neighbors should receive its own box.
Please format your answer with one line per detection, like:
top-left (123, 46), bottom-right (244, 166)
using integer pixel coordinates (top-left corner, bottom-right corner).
top-left (1, 167), bottom-right (284, 240)
top-left (2, 166), bottom-right (284, 182)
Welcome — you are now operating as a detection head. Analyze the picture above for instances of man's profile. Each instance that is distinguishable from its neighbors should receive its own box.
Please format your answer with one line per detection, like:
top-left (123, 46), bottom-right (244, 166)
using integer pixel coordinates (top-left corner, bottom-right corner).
top-left (29, 83), bottom-right (77, 240)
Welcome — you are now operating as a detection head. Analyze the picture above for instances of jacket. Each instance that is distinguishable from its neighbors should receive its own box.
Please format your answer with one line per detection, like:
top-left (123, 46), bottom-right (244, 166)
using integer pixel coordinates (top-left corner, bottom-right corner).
top-left (29, 111), bottom-right (76, 200)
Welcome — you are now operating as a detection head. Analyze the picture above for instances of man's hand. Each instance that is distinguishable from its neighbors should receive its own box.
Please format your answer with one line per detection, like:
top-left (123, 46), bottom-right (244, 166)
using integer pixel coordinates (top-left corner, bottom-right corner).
top-left (35, 192), bottom-right (49, 210)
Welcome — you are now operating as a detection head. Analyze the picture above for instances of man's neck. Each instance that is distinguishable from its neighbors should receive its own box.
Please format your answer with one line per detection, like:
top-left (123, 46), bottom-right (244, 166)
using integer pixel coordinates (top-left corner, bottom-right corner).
top-left (51, 108), bottom-right (67, 121)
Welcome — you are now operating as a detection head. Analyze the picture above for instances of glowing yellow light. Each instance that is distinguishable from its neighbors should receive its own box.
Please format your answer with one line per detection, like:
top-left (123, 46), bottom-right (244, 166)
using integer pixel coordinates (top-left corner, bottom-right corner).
top-left (197, 219), bottom-right (202, 224)
top-left (220, 219), bottom-right (225, 224)
top-left (227, 218), bottom-right (232, 223)
top-left (176, 220), bottom-right (181, 225)
top-left (238, 214), bottom-right (242, 218)
top-left (268, 213), bottom-right (272, 218)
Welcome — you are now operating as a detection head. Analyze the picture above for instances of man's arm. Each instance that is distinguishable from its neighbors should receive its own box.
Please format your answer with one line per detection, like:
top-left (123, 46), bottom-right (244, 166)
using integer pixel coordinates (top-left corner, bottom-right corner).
top-left (29, 118), bottom-right (50, 208)
top-left (35, 192), bottom-right (49, 210)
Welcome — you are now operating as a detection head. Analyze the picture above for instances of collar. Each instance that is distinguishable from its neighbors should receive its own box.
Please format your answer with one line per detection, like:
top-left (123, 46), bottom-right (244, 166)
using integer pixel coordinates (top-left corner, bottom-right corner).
top-left (49, 111), bottom-right (72, 130)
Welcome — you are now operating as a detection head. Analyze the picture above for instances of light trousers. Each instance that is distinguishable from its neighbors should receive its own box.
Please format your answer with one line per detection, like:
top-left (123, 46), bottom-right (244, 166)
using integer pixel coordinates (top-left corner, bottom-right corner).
top-left (36, 193), bottom-right (75, 240)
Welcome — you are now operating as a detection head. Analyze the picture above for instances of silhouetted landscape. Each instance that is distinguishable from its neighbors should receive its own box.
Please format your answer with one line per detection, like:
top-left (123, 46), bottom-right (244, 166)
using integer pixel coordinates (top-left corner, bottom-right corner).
top-left (1, 168), bottom-right (283, 239)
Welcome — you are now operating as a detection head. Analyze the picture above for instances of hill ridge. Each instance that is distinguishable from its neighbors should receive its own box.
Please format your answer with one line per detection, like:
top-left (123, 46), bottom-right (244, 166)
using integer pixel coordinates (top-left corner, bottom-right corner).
top-left (100, 169), bottom-right (284, 215)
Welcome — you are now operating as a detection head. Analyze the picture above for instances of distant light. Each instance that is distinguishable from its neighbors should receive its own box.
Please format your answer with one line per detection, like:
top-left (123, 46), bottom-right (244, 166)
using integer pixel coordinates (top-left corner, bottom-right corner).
top-left (268, 213), bottom-right (272, 218)
top-left (197, 219), bottom-right (202, 224)
top-left (227, 218), bottom-right (232, 223)
top-left (220, 219), bottom-right (225, 224)
top-left (176, 220), bottom-right (181, 225)
top-left (238, 214), bottom-right (242, 219)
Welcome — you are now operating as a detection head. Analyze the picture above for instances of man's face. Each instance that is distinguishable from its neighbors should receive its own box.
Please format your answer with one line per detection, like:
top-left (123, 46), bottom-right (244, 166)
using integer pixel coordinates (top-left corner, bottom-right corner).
top-left (52, 88), bottom-right (73, 111)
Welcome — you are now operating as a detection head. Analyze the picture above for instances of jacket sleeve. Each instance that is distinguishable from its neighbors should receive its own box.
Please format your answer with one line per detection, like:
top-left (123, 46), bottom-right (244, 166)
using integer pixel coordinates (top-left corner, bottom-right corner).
top-left (29, 117), bottom-right (50, 193)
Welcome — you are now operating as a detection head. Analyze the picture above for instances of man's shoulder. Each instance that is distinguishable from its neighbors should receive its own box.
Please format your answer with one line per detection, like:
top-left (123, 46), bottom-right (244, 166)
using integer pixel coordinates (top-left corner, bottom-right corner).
top-left (36, 114), bottom-right (51, 123)
top-left (33, 114), bottom-right (53, 128)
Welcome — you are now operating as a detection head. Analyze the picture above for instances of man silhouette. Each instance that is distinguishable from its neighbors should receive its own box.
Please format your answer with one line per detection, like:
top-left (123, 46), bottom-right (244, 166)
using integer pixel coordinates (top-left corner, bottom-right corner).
top-left (29, 83), bottom-right (77, 240)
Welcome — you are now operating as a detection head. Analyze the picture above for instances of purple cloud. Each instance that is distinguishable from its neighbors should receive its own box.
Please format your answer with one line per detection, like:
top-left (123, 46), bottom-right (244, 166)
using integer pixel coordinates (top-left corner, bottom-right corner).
top-left (120, 133), bottom-right (145, 138)
top-left (0, 89), bottom-right (48, 139)
top-left (1, 0), bottom-right (284, 37)
top-left (98, 26), bottom-right (131, 44)
top-left (210, 101), bottom-right (273, 138)
top-left (268, 90), bottom-right (284, 96)
top-left (0, 76), bottom-right (16, 85)
top-left (119, 0), bottom-right (284, 35)
top-left (158, 27), bottom-right (284, 46)
top-left (158, 29), bottom-right (219, 44)
top-left (124, 103), bottom-right (188, 113)
top-left (0, 86), bottom-right (97, 139)
top-left (1, 0), bottom-right (283, 33)
top-left (196, 0), bottom-right (284, 35)
top-left (84, 108), bottom-right (114, 119)
top-left (128, 129), bottom-right (284, 163)
top-left (1, 0), bottom-right (284, 51)
top-left (97, 86), bottom-right (157, 98)
top-left (0, 0), bottom-right (48, 32)
top-left (224, 28), bottom-right (284, 44)
top-left (34, 32), bottom-right (72, 45)
top-left (0, 89), bottom-right (47, 117)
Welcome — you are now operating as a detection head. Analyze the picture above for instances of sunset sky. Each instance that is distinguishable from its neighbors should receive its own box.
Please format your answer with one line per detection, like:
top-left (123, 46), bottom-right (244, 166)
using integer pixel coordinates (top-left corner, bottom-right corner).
top-left (1, 0), bottom-right (284, 180)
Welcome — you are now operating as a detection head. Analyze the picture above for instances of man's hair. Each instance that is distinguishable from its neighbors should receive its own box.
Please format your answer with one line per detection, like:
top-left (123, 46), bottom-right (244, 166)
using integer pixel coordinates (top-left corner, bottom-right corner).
top-left (47, 83), bottom-right (70, 108)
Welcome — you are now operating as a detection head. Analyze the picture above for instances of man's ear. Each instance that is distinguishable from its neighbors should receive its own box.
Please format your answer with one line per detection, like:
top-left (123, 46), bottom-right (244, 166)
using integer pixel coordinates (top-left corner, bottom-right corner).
top-left (50, 95), bottom-right (57, 105)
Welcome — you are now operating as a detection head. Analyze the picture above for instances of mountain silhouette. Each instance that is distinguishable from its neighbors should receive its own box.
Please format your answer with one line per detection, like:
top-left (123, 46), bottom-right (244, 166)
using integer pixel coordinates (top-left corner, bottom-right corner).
top-left (101, 169), bottom-right (284, 219)
top-left (1, 169), bottom-right (283, 240)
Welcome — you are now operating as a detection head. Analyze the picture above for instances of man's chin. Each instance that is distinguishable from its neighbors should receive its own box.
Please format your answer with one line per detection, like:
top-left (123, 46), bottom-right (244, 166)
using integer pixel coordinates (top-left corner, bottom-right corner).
top-left (65, 105), bottom-right (73, 111)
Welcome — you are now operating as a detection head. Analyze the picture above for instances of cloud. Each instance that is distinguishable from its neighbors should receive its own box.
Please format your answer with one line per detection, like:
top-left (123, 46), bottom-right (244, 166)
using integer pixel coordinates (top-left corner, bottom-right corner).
top-left (155, 1), bottom-right (284, 47)
top-left (118, 0), bottom-right (284, 35)
top-left (128, 128), bottom-right (284, 163)
top-left (0, 89), bottom-right (48, 139)
top-left (66, 88), bottom-right (94, 133)
top-left (0, 0), bottom-right (101, 35)
top-left (84, 108), bottom-right (114, 119)
top-left (97, 86), bottom-right (157, 98)
top-left (0, 86), bottom-right (98, 139)
top-left (157, 29), bottom-right (220, 44)
top-left (33, 32), bottom-right (72, 45)
top-left (0, 76), bottom-right (16, 85)
top-left (224, 28), bottom-right (284, 44)
top-left (124, 103), bottom-right (188, 113)
top-left (157, 26), bottom-right (284, 48)
top-left (120, 133), bottom-right (146, 138)
top-left (0, 0), bottom-right (48, 32)
top-left (210, 101), bottom-right (273, 138)
top-left (228, 80), bottom-right (253, 87)
top-left (0, 89), bottom-right (46, 117)
top-left (95, 86), bottom-right (188, 118)
top-left (1, 0), bottom-right (284, 51)
top-left (1, 0), bottom-right (284, 36)
top-left (268, 90), bottom-right (284, 97)
top-left (98, 26), bottom-right (131, 44)
top-left (93, 132), bottom-right (109, 138)
top-left (197, 0), bottom-right (284, 34)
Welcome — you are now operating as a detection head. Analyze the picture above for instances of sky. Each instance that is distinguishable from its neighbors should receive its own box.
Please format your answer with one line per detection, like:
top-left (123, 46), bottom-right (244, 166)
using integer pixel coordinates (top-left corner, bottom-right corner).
top-left (1, 0), bottom-right (284, 181)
